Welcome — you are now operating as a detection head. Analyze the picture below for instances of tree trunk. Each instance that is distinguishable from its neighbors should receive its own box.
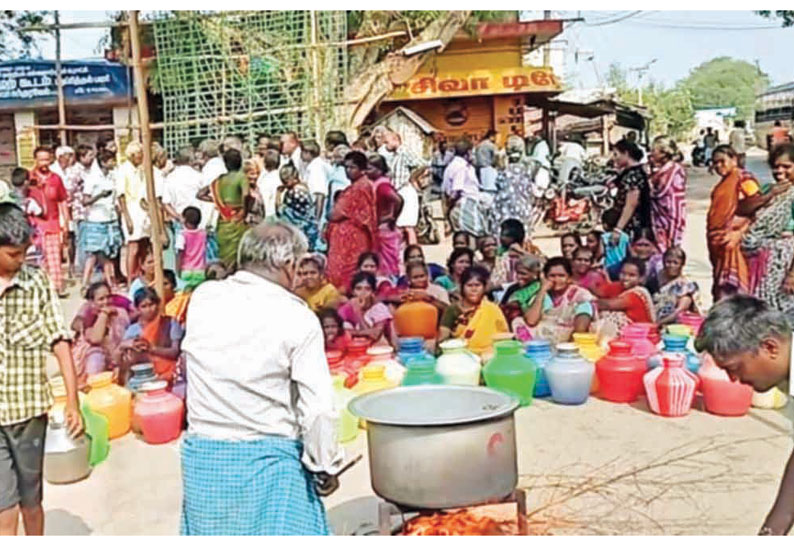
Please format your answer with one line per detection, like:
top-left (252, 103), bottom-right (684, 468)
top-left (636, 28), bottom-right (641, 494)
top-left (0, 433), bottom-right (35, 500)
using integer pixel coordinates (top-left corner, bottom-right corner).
top-left (339, 10), bottom-right (471, 132)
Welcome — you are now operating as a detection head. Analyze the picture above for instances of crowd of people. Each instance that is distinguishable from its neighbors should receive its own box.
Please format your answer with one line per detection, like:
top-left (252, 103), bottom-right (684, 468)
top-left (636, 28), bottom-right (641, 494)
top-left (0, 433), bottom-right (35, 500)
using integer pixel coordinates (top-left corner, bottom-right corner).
top-left (7, 116), bottom-right (794, 535)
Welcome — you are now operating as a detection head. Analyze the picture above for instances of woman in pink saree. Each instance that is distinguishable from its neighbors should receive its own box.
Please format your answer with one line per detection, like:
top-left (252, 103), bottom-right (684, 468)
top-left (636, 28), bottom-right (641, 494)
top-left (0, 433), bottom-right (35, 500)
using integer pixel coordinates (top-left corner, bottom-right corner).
top-left (648, 136), bottom-right (687, 253)
top-left (367, 154), bottom-right (404, 277)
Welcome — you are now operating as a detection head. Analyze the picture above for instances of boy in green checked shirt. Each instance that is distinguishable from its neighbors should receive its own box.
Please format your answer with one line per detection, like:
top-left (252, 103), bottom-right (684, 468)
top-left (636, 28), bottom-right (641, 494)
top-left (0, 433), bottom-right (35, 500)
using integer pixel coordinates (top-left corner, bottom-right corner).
top-left (0, 202), bottom-right (82, 536)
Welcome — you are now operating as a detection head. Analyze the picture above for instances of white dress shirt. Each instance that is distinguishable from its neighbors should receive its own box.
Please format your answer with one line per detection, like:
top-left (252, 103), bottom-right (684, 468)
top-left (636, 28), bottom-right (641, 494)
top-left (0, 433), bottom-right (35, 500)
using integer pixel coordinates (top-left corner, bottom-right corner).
top-left (280, 147), bottom-right (306, 178)
top-left (442, 156), bottom-right (480, 197)
top-left (201, 156), bottom-right (227, 188)
top-left (256, 169), bottom-right (282, 219)
top-left (163, 165), bottom-right (214, 229)
top-left (182, 270), bottom-right (343, 474)
top-left (83, 167), bottom-right (118, 223)
top-left (305, 157), bottom-right (330, 198)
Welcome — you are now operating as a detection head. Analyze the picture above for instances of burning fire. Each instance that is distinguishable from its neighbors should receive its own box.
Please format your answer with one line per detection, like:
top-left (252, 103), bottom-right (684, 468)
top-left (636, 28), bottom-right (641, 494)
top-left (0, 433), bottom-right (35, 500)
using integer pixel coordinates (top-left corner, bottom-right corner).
top-left (402, 510), bottom-right (514, 536)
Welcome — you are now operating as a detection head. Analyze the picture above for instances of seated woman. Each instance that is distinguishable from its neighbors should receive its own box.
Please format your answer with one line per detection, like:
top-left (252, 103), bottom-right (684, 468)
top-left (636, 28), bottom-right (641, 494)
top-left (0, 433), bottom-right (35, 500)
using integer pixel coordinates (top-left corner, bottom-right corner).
top-left (398, 244), bottom-right (446, 287)
top-left (294, 253), bottom-right (343, 312)
top-left (608, 228), bottom-right (663, 294)
top-left (129, 249), bottom-right (156, 301)
top-left (439, 266), bottom-right (509, 357)
top-left (400, 261), bottom-right (450, 313)
top-left (585, 229), bottom-right (606, 270)
top-left (653, 247), bottom-right (700, 325)
top-left (337, 272), bottom-right (393, 346)
top-left (571, 247), bottom-right (616, 298)
top-left (597, 257), bottom-right (657, 338)
top-left (318, 308), bottom-right (352, 352)
top-left (434, 247), bottom-right (474, 301)
top-left (357, 251), bottom-right (398, 299)
top-left (500, 255), bottom-right (543, 338)
top-left (560, 233), bottom-right (582, 261)
top-left (71, 281), bottom-right (132, 388)
top-left (120, 287), bottom-right (185, 385)
top-left (520, 257), bottom-right (597, 344)
top-left (452, 230), bottom-right (473, 250)
top-left (476, 235), bottom-right (499, 274)
top-left (163, 269), bottom-right (191, 326)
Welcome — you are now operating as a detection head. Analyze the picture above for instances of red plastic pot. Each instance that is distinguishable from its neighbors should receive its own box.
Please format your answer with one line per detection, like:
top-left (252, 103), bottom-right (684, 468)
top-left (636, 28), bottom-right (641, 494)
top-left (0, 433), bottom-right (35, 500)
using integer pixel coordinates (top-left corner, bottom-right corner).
top-left (701, 377), bottom-right (753, 417)
top-left (596, 341), bottom-right (646, 403)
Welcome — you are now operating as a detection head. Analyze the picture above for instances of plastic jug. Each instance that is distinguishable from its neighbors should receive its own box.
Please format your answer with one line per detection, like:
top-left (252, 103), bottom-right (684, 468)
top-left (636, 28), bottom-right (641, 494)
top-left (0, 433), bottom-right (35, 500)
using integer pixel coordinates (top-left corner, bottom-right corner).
top-left (126, 363), bottom-right (157, 393)
top-left (326, 350), bottom-right (346, 374)
top-left (573, 332), bottom-right (605, 393)
top-left (401, 355), bottom-right (444, 387)
top-left (545, 343), bottom-right (594, 405)
top-left (666, 324), bottom-right (692, 338)
top-left (132, 380), bottom-right (184, 444)
top-left (367, 345), bottom-right (406, 385)
top-left (344, 338), bottom-right (373, 376)
top-left (86, 372), bottom-right (132, 440)
top-left (43, 411), bottom-right (91, 484)
top-left (620, 324), bottom-right (657, 368)
top-left (661, 334), bottom-right (700, 373)
top-left (80, 401), bottom-right (109, 466)
top-left (525, 340), bottom-right (553, 397)
top-left (643, 354), bottom-right (697, 417)
top-left (482, 340), bottom-right (537, 406)
top-left (677, 312), bottom-right (704, 335)
top-left (394, 301), bottom-right (439, 339)
top-left (332, 375), bottom-right (359, 443)
top-left (698, 356), bottom-right (753, 416)
top-left (436, 339), bottom-right (481, 386)
top-left (596, 341), bottom-right (646, 403)
top-left (752, 388), bottom-right (789, 409)
top-left (353, 364), bottom-right (396, 395)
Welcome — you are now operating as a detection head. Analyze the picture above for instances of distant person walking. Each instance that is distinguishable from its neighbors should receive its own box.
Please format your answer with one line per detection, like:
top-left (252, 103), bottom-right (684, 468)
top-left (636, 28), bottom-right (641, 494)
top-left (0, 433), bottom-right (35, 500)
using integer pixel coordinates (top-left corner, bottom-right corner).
top-left (771, 120), bottom-right (791, 150)
top-left (729, 120), bottom-right (747, 169)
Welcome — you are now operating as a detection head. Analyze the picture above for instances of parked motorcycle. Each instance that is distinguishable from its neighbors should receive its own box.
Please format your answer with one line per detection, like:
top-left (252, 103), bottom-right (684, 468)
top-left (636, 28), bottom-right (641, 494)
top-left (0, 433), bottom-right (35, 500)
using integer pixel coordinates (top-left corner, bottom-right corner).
top-left (691, 141), bottom-right (706, 167)
top-left (416, 187), bottom-right (441, 245)
top-left (541, 157), bottom-right (614, 234)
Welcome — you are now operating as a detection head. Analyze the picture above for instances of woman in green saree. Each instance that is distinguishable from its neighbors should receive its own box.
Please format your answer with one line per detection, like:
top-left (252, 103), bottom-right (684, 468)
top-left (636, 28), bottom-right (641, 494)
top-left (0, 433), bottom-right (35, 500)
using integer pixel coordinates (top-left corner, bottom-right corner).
top-left (198, 149), bottom-right (250, 269)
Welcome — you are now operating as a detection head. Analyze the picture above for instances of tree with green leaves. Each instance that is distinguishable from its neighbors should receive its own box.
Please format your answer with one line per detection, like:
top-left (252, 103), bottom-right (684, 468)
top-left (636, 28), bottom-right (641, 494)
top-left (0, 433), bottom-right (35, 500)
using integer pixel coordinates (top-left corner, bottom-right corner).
top-left (679, 56), bottom-right (769, 120)
top-left (0, 11), bottom-right (52, 60)
top-left (757, 10), bottom-right (794, 27)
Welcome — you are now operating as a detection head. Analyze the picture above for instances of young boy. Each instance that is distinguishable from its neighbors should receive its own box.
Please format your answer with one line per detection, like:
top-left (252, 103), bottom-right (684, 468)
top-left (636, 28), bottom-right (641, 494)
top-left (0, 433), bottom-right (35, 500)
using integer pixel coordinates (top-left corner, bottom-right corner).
top-left (0, 203), bottom-right (82, 536)
top-left (10, 168), bottom-right (43, 219)
top-left (695, 296), bottom-right (794, 535)
top-left (601, 208), bottom-right (630, 280)
top-left (175, 206), bottom-right (208, 291)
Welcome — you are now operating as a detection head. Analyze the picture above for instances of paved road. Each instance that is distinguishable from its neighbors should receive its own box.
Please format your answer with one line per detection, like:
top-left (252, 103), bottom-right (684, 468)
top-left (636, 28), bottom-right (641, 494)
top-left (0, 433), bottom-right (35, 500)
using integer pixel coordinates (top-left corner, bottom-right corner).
top-left (41, 148), bottom-right (794, 535)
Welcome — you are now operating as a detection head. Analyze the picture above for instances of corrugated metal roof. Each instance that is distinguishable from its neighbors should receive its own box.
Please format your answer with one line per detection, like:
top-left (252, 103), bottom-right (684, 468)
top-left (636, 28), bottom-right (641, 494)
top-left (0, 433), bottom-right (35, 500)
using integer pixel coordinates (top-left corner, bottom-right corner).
top-left (758, 81), bottom-right (794, 98)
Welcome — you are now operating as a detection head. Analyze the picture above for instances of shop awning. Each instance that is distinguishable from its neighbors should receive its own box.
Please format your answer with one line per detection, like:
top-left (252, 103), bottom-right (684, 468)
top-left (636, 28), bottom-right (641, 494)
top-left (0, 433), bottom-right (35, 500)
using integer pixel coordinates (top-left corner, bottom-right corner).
top-left (0, 59), bottom-right (133, 111)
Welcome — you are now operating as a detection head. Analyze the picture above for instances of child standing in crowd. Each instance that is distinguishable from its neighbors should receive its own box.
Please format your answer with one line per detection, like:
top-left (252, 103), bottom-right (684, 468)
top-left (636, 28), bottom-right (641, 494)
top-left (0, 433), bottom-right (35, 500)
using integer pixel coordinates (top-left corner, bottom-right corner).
top-left (601, 208), bottom-right (630, 280)
top-left (175, 206), bottom-right (208, 290)
top-left (0, 203), bottom-right (82, 536)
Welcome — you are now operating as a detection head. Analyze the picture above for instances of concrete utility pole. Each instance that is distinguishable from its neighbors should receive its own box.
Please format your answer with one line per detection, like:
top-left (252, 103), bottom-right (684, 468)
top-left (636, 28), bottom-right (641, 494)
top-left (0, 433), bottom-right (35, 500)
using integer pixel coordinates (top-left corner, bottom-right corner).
top-left (628, 58), bottom-right (657, 107)
top-left (54, 10), bottom-right (67, 146)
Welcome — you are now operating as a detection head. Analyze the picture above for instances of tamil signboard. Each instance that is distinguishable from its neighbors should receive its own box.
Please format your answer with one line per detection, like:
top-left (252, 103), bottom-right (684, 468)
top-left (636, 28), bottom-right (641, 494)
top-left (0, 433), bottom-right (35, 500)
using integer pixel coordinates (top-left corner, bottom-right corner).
top-left (386, 66), bottom-right (561, 102)
top-left (0, 59), bottom-right (132, 111)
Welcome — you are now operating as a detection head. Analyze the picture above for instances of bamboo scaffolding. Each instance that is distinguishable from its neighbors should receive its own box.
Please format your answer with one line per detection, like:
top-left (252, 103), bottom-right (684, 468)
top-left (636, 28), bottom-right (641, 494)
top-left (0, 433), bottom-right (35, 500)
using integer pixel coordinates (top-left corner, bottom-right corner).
top-left (129, 10), bottom-right (165, 300)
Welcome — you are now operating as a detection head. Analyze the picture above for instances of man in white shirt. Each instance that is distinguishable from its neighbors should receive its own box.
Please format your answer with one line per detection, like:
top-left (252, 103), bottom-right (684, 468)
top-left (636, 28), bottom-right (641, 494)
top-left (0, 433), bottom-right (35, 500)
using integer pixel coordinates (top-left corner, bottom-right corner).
top-left (729, 120), bottom-right (747, 169)
top-left (198, 139), bottom-right (226, 188)
top-left (256, 149), bottom-right (282, 220)
top-left (280, 131), bottom-right (305, 177)
top-left (301, 140), bottom-right (329, 222)
top-left (162, 146), bottom-right (212, 230)
top-left (443, 139), bottom-right (491, 236)
top-left (181, 221), bottom-right (343, 535)
top-left (694, 295), bottom-right (794, 536)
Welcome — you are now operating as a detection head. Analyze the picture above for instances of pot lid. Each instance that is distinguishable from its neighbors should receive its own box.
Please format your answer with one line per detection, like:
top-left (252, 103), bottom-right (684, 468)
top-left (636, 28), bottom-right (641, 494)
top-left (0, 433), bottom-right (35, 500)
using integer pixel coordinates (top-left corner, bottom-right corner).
top-left (131, 362), bottom-right (154, 373)
top-left (349, 385), bottom-right (519, 426)
top-left (366, 345), bottom-right (394, 356)
top-left (139, 380), bottom-right (168, 392)
top-left (440, 338), bottom-right (466, 350)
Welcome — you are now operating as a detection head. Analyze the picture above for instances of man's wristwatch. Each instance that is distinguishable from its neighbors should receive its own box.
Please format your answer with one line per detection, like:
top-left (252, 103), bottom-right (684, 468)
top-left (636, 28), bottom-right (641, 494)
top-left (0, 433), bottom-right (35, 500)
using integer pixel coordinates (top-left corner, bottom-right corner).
top-left (758, 525), bottom-right (775, 536)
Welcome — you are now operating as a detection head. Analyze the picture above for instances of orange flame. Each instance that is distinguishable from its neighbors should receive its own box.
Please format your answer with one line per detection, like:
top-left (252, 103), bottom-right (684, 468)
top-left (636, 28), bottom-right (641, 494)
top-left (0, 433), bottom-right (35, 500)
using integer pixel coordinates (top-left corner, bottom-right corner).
top-left (402, 510), bottom-right (514, 536)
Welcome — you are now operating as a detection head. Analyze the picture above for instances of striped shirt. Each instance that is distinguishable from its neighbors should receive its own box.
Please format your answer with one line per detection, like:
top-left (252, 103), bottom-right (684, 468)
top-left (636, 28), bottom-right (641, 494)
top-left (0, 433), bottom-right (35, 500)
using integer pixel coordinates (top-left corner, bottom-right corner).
top-left (386, 146), bottom-right (424, 191)
top-left (0, 265), bottom-right (71, 425)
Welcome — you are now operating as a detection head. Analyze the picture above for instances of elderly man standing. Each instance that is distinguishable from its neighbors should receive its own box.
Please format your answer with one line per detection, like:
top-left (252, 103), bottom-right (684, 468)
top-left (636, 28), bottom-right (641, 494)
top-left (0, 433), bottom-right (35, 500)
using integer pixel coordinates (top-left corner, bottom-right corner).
top-left (180, 221), bottom-right (343, 535)
top-left (695, 295), bottom-right (794, 535)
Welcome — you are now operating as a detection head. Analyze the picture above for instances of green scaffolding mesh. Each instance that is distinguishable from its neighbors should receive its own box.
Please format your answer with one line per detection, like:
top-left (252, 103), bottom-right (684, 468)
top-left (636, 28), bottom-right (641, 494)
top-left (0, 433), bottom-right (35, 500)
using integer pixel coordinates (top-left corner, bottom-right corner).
top-left (152, 11), bottom-right (347, 153)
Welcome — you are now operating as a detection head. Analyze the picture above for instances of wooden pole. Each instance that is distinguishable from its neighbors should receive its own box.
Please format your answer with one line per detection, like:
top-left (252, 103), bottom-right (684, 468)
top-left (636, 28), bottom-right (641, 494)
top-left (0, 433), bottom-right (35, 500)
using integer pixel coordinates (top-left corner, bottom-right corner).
top-left (128, 10), bottom-right (164, 300)
top-left (310, 10), bottom-right (322, 141)
top-left (54, 11), bottom-right (67, 146)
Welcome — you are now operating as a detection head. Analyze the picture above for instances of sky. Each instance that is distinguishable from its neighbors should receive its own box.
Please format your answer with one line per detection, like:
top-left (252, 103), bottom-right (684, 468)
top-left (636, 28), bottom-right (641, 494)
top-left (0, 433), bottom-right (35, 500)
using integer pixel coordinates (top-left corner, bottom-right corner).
top-left (22, 10), bottom-right (794, 91)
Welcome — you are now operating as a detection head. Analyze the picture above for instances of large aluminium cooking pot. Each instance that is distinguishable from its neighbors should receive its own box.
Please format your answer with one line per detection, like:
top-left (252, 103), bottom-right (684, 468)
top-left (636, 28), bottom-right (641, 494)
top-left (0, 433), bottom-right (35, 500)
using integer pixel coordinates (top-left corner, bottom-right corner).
top-left (348, 385), bottom-right (519, 509)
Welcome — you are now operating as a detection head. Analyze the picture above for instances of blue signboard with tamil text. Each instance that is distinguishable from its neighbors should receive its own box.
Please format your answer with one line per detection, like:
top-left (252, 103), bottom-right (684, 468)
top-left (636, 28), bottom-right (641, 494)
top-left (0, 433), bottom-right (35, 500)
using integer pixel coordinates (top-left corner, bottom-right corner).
top-left (0, 59), bottom-right (132, 111)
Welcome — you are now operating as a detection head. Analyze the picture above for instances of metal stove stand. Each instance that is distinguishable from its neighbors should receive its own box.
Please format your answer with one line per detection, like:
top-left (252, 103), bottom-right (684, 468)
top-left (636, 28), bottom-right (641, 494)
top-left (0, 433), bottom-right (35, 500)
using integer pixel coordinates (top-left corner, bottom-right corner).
top-left (377, 488), bottom-right (528, 535)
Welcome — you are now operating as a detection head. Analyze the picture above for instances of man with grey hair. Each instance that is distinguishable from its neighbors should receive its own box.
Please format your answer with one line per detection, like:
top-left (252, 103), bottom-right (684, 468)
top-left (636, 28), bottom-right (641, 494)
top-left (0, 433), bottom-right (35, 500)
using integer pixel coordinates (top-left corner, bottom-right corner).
top-left (180, 220), bottom-right (342, 535)
top-left (695, 295), bottom-right (794, 535)
top-left (198, 139), bottom-right (226, 188)
top-left (163, 146), bottom-right (209, 229)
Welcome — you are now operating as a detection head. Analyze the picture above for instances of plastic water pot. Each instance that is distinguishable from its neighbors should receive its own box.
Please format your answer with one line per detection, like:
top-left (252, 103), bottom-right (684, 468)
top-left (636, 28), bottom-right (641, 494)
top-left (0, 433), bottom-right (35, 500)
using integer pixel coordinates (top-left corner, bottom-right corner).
top-left (86, 372), bottom-right (132, 440)
top-left (483, 340), bottom-right (536, 406)
top-left (436, 339), bottom-right (481, 386)
top-left (643, 354), bottom-right (697, 417)
top-left (525, 340), bottom-right (553, 397)
top-left (133, 381), bottom-right (184, 444)
top-left (596, 341), bottom-right (646, 403)
top-left (545, 343), bottom-right (594, 405)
